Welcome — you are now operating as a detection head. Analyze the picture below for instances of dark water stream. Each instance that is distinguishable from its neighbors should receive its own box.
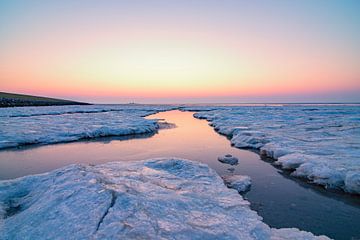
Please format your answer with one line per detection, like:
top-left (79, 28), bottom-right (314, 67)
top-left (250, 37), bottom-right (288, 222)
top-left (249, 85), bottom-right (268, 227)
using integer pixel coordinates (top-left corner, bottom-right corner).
top-left (0, 110), bottom-right (359, 239)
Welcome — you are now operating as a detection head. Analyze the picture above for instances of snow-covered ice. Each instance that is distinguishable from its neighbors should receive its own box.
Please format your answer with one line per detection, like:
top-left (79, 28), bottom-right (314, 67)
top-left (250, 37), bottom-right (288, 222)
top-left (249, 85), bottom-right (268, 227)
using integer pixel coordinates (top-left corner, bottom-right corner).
top-left (0, 158), bottom-right (328, 239)
top-left (189, 105), bottom-right (360, 194)
top-left (222, 175), bottom-right (251, 193)
top-left (218, 154), bottom-right (239, 165)
top-left (0, 104), bottom-right (174, 149)
top-left (0, 104), bottom-right (174, 118)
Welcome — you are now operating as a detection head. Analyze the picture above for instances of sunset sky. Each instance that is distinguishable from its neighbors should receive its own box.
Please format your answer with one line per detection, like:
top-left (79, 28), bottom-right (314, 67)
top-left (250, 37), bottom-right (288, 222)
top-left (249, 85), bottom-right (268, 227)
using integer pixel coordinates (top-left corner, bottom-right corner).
top-left (1, 1), bottom-right (359, 103)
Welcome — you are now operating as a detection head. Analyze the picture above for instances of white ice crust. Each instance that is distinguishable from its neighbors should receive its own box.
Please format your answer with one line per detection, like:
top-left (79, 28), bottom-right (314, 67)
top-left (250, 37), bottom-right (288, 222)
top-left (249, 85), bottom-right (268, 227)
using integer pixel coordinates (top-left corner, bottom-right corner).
top-left (189, 105), bottom-right (360, 194)
top-left (0, 104), bottom-right (175, 149)
top-left (222, 175), bottom-right (251, 193)
top-left (0, 158), bottom-right (329, 240)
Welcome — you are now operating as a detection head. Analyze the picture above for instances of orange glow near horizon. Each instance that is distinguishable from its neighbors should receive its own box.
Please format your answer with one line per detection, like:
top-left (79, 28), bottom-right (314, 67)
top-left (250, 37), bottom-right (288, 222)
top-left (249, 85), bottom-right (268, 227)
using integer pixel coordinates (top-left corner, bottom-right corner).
top-left (2, 38), bottom-right (358, 99)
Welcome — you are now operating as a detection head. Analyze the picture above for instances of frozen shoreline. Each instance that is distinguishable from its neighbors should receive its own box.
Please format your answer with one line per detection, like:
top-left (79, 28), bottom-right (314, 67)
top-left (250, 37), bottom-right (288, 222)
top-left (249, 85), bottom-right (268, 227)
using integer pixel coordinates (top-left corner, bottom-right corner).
top-left (186, 105), bottom-right (360, 194)
top-left (0, 158), bottom-right (329, 239)
top-left (1, 104), bottom-right (359, 195)
top-left (0, 105), bottom-right (175, 149)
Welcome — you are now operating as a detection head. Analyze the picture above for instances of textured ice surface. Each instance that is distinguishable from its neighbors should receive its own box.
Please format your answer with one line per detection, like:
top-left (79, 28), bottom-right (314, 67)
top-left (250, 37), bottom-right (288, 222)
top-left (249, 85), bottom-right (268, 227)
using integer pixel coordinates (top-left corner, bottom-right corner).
top-left (0, 158), bottom-right (328, 239)
top-left (189, 105), bottom-right (360, 194)
top-left (0, 104), bottom-right (174, 149)
top-left (218, 154), bottom-right (239, 165)
top-left (0, 104), bottom-right (173, 118)
top-left (222, 175), bottom-right (251, 193)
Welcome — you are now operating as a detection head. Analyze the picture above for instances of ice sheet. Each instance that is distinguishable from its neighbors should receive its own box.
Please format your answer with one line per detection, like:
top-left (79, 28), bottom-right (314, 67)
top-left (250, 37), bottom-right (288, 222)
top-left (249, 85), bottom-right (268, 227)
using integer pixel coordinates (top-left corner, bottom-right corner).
top-left (0, 105), bottom-right (174, 149)
top-left (0, 158), bottom-right (329, 239)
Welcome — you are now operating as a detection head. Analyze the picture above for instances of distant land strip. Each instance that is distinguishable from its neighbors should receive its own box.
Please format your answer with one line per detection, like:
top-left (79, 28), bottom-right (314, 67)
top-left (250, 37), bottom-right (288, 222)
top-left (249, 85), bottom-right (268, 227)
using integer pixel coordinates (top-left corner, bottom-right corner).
top-left (0, 92), bottom-right (90, 108)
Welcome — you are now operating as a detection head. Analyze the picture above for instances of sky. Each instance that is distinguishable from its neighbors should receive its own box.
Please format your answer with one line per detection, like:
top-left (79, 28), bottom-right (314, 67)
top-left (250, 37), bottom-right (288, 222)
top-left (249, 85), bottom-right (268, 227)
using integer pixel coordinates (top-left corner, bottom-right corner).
top-left (0, 0), bottom-right (359, 103)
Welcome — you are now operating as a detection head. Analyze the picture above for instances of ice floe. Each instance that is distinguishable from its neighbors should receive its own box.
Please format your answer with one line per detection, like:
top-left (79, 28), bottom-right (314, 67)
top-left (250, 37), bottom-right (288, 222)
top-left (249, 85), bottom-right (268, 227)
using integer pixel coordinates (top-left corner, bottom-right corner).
top-left (188, 105), bottom-right (360, 194)
top-left (0, 104), bottom-right (174, 149)
top-left (0, 158), bottom-right (329, 239)
top-left (222, 175), bottom-right (251, 193)
top-left (218, 154), bottom-right (239, 165)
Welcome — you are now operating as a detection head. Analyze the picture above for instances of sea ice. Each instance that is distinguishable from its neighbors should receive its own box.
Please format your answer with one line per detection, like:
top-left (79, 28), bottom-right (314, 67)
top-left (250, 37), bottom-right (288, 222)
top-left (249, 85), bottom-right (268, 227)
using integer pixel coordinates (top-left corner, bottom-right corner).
top-left (188, 105), bottom-right (360, 194)
top-left (0, 104), bottom-right (175, 118)
top-left (0, 158), bottom-right (329, 239)
top-left (222, 175), bottom-right (251, 193)
top-left (0, 104), bottom-right (174, 149)
top-left (344, 171), bottom-right (360, 194)
top-left (218, 154), bottom-right (239, 165)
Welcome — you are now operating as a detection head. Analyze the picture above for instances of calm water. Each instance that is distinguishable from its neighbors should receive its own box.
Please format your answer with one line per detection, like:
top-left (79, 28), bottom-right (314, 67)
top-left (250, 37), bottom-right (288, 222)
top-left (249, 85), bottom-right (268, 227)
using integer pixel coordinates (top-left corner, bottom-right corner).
top-left (0, 110), bottom-right (359, 239)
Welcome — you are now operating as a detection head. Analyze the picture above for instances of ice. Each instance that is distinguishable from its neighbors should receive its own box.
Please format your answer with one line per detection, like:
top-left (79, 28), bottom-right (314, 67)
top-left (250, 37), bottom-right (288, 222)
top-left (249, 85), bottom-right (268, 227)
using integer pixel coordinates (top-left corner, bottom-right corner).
top-left (0, 158), bottom-right (328, 239)
top-left (271, 228), bottom-right (329, 240)
top-left (274, 153), bottom-right (313, 170)
top-left (218, 154), bottom-right (239, 165)
top-left (344, 171), bottom-right (360, 194)
top-left (0, 104), bottom-right (175, 118)
top-left (2, 104), bottom-right (359, 194)
top-left (222, 175), bottom-right (251, 193)
top-left (188, 105), bottom-right (360, 194)
top-left (0, 104), bottom-right (174, 149)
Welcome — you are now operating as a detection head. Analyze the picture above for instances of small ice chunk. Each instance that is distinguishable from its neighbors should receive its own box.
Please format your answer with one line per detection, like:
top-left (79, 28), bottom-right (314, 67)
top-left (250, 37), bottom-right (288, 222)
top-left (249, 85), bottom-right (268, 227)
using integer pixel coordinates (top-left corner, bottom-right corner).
top-left (222, 175), bottom-right (251, 193)
top-left (157, 121), bottom-right (176, 129)
top-left (218, 154), bottom-right (239, 165)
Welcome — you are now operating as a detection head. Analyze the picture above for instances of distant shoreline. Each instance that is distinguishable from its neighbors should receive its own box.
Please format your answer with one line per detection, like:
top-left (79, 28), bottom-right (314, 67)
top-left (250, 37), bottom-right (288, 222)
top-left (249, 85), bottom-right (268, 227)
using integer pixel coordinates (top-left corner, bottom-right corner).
top-left (0, 92), bottom-right (90, 108)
